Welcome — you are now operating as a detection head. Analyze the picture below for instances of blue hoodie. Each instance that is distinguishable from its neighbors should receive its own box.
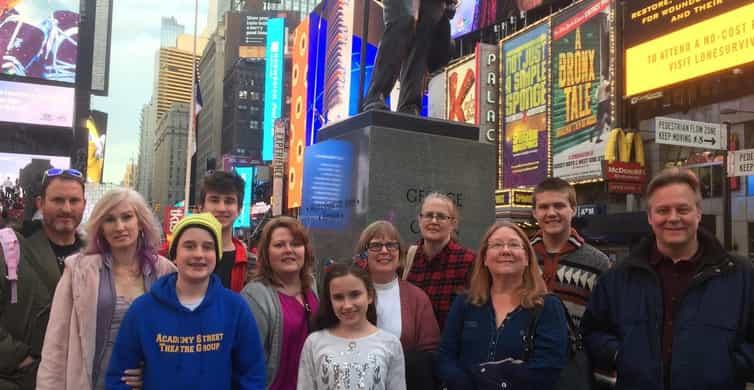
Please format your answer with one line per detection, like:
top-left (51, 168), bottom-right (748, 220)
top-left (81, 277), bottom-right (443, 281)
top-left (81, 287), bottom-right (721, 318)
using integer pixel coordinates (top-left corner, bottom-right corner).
top-left (106, 274), bottom-right (266, 389)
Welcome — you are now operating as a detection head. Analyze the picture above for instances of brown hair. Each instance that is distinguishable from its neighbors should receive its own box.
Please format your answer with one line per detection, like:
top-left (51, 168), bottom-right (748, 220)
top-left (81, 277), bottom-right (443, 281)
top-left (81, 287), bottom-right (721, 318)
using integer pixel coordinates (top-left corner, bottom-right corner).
top-left (355, 220), bottom-right (406, 268)
top-left (311, 263), bottom-right (378, 332)
top-left (533, 177), bottom-right (577, 208)
top-left (467, 222), bottom-right (547, 308)
top-left (254, 216), bottom-right (315, 291)
top-left (645, 167), bottom-right (702, 207)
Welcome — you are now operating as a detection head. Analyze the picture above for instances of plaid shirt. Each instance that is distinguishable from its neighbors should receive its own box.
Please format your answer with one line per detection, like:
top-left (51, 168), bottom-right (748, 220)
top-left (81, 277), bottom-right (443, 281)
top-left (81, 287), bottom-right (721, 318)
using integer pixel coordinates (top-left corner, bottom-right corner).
top-left (406, 239), bottom-right (475, 329)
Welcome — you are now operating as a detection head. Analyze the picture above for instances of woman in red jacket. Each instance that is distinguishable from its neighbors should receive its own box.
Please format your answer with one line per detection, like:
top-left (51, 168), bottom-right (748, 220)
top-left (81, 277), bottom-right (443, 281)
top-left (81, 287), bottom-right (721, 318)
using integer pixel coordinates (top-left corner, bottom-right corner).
top-left (355, 220), bottom-right (441, 389)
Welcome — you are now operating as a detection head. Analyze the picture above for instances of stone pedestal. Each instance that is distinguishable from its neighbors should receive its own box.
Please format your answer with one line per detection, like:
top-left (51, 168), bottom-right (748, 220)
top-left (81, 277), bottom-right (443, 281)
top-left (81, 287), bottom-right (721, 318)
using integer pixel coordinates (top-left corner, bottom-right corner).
top-left (300, 110), bottom-right (496, 265)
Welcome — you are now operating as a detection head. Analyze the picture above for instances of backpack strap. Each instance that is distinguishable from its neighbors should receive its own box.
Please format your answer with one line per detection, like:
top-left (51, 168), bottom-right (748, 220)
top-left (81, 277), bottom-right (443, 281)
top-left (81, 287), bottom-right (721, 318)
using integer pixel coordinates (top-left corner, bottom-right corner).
top-left (402, 245), bottom-right (418, 280)
top-left (0, 228), bottom-right (20, 304)
top-left (522, 303), bottom-right (544, 362)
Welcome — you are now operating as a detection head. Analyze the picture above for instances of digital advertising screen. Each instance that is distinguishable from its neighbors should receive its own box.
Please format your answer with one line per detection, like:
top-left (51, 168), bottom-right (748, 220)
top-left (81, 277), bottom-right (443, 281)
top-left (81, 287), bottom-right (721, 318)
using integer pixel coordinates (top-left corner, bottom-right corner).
top-left (0, 151), bottom-right (69, 184)
top-left (288, 18), bottom-right (309, 210)
top-left (450, 0), bottom-right (479, 38)
top-left (300, 140), bottom-right (353, 231)
top-left (306, 12), bottom-right (327, 146)
top-left (86, 110), bottom-right (107, 183)
top-left (262, 17), bottom-right (285, 161)
top-left (0, 0), bottom-right (80, 84)
top-left (0, 79), bottom-right (74, 127)
top-left (233, 166), bottom-right (255, 229)
top-left (625, 0), bottom-right (754, 96)
top-left (501, 22), bottom-right (549, 189)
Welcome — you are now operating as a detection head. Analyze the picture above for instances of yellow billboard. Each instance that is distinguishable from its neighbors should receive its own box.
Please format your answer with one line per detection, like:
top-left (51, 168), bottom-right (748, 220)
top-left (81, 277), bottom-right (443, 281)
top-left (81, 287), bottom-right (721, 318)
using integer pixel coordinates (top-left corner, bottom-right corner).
top-left (625, 2), bottom-right (754, 96)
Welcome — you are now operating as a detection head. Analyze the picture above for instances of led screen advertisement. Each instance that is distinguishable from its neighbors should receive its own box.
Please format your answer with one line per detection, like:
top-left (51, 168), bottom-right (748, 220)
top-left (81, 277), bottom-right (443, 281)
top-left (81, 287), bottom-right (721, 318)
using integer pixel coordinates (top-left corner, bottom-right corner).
top-left (0, 0), bottom-right (80, 83)
top-left (86, 110), bottom-right (107, 183)
top-left (288, 18), bottom-right (309, 210)
top-left (625, 1), bottom-right (754, 97)
top-left (0, 79), bottom-right (74, 127)
top-left (450, 0), bottom-right (479, 38)
top-left (262, 17), bottom-right (285, 162)
top-left (501, 22), bottom-right (549, 189)
top-left (551, 0), bottom-right (613, 182)
top-left (233, 166), bottom-right (255, 229)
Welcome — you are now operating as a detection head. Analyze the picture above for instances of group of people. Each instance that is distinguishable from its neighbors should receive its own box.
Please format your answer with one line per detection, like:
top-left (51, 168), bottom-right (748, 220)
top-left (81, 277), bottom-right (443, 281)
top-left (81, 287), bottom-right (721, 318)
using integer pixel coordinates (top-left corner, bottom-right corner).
top-left (0, 166), bottom-right (753, 390)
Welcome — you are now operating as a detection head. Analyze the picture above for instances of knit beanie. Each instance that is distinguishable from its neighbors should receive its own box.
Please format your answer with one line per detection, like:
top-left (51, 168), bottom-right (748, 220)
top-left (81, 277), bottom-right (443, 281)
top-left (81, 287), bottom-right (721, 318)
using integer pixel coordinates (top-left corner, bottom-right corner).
top-left (169, 213), bottom-right (222, 261)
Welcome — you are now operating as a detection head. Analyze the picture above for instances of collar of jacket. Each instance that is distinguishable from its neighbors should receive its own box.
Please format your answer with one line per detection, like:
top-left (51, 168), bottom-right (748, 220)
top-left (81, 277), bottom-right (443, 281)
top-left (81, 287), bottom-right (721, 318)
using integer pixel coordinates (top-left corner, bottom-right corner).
top-left (530, 228), bottom-right (585, 254)
top-left (622, 228), bottom-right (736, 283)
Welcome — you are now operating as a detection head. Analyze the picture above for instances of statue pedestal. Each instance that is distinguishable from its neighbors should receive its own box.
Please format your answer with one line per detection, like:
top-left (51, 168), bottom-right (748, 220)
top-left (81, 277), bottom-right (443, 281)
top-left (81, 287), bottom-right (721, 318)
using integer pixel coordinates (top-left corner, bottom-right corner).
top-left (300, 110), bottom-right (496, 265)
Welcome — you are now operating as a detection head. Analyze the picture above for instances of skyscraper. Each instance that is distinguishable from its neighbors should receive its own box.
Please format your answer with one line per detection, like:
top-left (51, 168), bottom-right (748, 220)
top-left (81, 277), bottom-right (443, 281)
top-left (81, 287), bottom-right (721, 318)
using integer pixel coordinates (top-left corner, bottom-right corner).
top-left (161, 16), bottom-right (185, 48)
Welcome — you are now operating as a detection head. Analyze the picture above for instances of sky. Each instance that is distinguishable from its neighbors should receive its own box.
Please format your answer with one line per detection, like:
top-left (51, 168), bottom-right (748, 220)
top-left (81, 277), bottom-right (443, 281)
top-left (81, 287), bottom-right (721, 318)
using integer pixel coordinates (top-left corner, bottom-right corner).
top-left (94, 0), bottom-right (210, 183)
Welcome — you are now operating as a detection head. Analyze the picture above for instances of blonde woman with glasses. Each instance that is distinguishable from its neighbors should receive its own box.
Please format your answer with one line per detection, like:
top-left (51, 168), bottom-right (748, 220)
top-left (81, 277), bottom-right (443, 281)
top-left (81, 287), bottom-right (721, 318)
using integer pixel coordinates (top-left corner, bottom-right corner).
top-left (436, 222), bottom-right (569, 390)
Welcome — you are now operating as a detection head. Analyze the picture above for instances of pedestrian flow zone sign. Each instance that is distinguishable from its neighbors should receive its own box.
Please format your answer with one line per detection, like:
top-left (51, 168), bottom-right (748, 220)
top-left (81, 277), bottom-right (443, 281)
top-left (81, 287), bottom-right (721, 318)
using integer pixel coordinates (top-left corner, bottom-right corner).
top-left (728, 149), bottom-right (754, 177)
top-left (655, 117), bottom-right (726, 150)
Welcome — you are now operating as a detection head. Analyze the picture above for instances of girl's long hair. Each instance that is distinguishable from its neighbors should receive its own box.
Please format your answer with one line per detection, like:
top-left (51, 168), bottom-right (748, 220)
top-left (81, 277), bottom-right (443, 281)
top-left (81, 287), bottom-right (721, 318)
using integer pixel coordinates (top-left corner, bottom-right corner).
top-left (84, 188), bottom-right (160, 272)
top-left (311, 263), bottom-right (377, 332)
top-left (467, 222), bottom-right (547, 309)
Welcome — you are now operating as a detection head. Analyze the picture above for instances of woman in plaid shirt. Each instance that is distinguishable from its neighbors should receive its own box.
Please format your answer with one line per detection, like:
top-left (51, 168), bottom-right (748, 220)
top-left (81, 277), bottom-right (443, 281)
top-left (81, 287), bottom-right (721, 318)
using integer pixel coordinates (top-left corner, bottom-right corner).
top-left (404, 193), bottom-right (475, 329)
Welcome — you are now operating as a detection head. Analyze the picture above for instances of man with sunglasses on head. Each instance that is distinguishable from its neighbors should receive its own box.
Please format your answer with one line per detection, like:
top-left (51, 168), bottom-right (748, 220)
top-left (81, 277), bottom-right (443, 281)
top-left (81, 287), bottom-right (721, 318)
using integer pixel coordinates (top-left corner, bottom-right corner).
top-left (0, 168), bottom-right (85, 390)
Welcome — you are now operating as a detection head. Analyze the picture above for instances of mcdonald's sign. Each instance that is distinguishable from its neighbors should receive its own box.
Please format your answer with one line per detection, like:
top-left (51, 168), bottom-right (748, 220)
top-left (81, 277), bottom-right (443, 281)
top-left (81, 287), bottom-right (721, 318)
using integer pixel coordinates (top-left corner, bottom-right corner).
top-left (604, 128), bottom-right (646, 192)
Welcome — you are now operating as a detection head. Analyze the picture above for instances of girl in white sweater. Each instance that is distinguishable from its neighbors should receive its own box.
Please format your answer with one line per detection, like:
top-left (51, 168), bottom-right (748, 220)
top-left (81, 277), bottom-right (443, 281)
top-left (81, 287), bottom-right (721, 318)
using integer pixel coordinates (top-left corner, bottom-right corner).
top-left (297, 263), bottom-right (406, 390)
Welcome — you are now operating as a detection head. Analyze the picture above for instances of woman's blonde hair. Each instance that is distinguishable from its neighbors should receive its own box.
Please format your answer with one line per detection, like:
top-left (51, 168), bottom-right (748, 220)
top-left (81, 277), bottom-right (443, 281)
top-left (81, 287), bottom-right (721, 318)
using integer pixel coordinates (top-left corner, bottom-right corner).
top-left (467, 222), bottom-right (546, 308)
top-left (253, 216), bottom-right (315, 291)
top-left (83, 188), bottom-right (161, 270)
top-left (355, 220), bottom-right (406, 269)
top-left (419, 192), bottom-right (460, 241)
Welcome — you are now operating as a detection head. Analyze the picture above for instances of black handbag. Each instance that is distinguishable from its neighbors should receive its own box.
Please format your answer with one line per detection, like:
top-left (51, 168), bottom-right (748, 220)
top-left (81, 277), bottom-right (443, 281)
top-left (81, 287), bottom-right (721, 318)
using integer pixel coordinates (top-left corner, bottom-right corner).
top-left (523, 298), bottom-right (595, 390)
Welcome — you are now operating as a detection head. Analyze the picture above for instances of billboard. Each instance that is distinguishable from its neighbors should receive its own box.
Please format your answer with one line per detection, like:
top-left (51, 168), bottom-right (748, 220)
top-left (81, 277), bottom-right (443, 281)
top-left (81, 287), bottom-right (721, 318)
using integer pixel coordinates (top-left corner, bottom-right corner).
top-left (288, 18), bottom-right (309, 210)
top-left (0, 0), bottom-right (80, 83)
top-left (262, 18), bottom-right (285, 161)
top-left (450, 0), bottom-right (479, 38)
top-left (446, 55), bottom-right (476, 124)
top-left (551, 0), bottom-right (613, 182)
top-left (0, 80), bottom-right (74, 127)
top-left (625, 1), bottom-right (754, 96)
top-left (86, 110), bottom-right (107, 183)
top-left (232, 166), bottom-right (255, 229)
top-left (323, 0), bottom-right (355, 124)
top-left (604, 128), bottom-right (646, 193)
top-left (501, 22), bottom-right (549, 189)
top-left (91, 0), bottom-right (112, 95)
top-left (476, 43), bottom-right (499, 144)
top-left (306, 12), bottom-right (327, 145)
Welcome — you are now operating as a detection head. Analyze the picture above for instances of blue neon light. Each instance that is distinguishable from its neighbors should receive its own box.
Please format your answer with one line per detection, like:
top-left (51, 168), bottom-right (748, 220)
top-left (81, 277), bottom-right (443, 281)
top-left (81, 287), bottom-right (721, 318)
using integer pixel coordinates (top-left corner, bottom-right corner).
top-left (263, 18), bottom-right (285, 161)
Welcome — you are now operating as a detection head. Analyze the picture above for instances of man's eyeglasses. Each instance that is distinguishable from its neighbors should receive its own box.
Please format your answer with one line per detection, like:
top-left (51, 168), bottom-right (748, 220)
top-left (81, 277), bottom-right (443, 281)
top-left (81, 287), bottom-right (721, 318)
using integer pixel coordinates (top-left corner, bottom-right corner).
top-left (488, 241), bottom-right (525, 251)
top-left (367, 242), bottom-right (400, 252)
top-left (419, 212), bottom-right (453, 222)
top-left (42, 168), bottom-right (84, 184)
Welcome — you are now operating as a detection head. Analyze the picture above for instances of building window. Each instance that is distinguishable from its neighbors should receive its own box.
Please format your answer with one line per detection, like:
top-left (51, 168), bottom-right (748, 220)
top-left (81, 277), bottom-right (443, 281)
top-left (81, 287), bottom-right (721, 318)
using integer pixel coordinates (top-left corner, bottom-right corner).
top-left (239, 90), bottom-right (248, 100)
top-left (250, 120), bottom-right (259, 129)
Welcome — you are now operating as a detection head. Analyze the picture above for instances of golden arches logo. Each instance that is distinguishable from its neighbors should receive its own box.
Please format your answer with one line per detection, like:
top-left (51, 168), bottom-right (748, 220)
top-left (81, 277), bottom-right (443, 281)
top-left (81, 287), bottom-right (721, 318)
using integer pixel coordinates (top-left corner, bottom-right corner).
top-left (605, 128), bottom-right (645, 166)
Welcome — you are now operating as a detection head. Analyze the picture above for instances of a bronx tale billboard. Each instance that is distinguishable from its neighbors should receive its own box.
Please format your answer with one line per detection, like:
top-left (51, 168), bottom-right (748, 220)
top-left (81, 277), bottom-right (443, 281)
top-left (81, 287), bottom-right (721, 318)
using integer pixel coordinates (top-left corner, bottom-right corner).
top-left (501, 22), bottom-right (550, 189)
top-left (551, 0), bottom-right (615, 182)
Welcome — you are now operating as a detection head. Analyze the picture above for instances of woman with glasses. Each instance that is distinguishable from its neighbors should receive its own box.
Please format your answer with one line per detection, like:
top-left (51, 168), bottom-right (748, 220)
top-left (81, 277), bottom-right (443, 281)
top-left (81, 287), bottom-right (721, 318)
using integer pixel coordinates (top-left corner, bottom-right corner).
top-left (436, 222), bottom-right (569, 390)
top-left (36, 188), bottom-right (176, 390)
top-left (355, 221), bottom-right (440, 389)
top-left (241, 216), bottom-right (318, 390)
top-left (404, 193), bottom-right (475, 330)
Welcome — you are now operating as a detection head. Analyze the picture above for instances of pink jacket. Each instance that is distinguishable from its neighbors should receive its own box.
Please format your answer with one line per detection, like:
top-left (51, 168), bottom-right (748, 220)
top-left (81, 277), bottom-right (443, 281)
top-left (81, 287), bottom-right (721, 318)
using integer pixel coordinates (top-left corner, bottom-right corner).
top-left (398, 279), bottom-right (441, 352)
top-left (36, 253), bottom-right (176, 390)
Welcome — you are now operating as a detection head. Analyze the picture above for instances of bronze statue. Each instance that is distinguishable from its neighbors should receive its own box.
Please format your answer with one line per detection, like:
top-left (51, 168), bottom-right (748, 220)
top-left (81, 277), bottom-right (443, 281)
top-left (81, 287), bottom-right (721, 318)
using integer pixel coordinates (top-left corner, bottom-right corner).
top-left (362, 0), bottom-right (454, 115)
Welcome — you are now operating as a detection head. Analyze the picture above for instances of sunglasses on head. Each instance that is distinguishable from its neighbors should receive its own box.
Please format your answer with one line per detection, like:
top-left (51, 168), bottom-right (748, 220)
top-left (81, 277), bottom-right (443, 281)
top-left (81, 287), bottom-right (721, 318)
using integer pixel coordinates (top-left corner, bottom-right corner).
top-left (42, 168), bottom-right (84, 184)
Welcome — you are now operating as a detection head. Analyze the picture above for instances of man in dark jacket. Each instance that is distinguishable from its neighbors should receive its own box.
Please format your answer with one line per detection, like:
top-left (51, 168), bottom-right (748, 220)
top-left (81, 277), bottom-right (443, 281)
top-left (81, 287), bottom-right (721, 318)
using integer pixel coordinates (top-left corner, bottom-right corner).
top-left (581, 167), bottom-right (754, 390)
top-left (0, 169), bottom-right (85, 390)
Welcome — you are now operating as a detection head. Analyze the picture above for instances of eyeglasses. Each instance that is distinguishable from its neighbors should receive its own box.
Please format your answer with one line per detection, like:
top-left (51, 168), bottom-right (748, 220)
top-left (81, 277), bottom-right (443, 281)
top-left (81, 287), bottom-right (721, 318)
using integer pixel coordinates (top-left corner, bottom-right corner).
top-left (42, 168), bottom-right (84, 184)
top-left (367, 242), bottom-right (400, 252)
top-left (419, 212), bottom-right (453, 222)
top-left (488, 241), bottom-right (525, 251)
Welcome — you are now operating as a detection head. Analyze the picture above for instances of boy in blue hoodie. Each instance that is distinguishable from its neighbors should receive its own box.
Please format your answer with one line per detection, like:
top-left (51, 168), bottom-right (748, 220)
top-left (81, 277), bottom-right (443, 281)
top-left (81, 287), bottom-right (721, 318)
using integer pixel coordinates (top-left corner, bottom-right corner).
top-left (106, 213), bottom-right (266, 389)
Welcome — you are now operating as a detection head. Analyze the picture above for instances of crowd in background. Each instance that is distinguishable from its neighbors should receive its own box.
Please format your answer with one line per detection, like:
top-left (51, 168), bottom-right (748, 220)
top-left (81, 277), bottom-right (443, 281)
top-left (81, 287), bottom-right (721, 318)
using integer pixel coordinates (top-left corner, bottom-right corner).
top-left (0, 167), bottom-right (752, 390)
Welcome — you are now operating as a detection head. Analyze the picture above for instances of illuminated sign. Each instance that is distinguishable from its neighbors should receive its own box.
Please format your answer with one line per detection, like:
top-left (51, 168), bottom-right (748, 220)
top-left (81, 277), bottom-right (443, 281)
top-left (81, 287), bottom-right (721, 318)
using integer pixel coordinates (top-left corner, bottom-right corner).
top-left (0, 80), bottom-right (74, 127)
top-left (262, 18), bottom-right (284, 161)
top-left (495, 189), bottom-right (534, 207)
top-left (233, 166), bottom-right (255, 229)
top-left (446, 55), bottom-right (476, 124)
top-left (625, 2), bottom-right (754, 96)
top-left (604, 128), bottom-right (646, 185)
top-left (476, 43), bottom-right (499, 144)
top-left (502, 22), bottom-right (550, 189)
top-left (86, 110), bottom-right (107, 183)
top-left (288, 18), bottom-right (309, 210)
top-left (551, 0), bottom-right (613, 183)
top-left (164, 207), bottom-right (185, 243)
